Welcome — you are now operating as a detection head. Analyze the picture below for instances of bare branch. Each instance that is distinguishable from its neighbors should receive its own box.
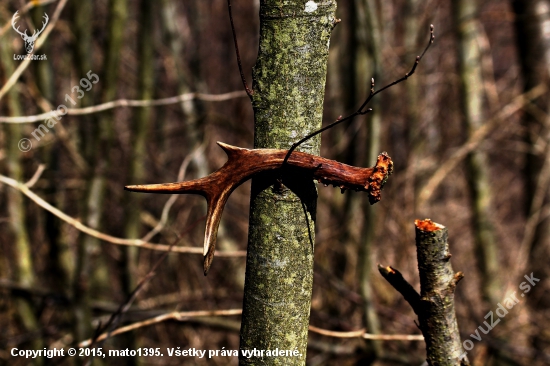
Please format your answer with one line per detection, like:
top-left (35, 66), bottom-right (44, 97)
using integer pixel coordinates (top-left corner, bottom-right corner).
top-left (0, 0), bottom-right (56, 37)
top-left (141, 143), bottom-right (206, 242)
top-left (227, 0), bottom-right (253, 98)
top-left (308, 325), bottom-right (424, 341)
top-left (0, 91), bottom-right (248, 123)
top-left (0, 173), bottom-right (245, 257)
top-left (78, 309), bottom-right (243, 347)
top-left (377, 264), bottom-right (422, 316)
top-left (517, 136), bottom-right (550, 272)
top-left (84, 214), bottom-right (222, 360)
top-left (76, 308), bottom-right (422, 348)
top-left (418, 84), bottom-right (547, 205)
top-left (282, 24), bottom-right (435, 167)
top-left (24, 164), bottom-right (46, 188)
top-left (0, 0), bottom-right (69, 102)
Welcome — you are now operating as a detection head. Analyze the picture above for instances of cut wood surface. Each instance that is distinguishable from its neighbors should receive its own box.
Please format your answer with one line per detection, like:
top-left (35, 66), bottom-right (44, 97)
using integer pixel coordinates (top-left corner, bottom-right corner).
top-left (379, 219), bottom-right (469, 366)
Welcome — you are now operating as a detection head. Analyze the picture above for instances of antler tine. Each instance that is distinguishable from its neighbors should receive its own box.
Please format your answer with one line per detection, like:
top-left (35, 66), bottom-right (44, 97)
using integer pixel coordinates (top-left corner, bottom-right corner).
top-left (203, 190), bottom-right (232, 274)
top-left (125, 180), bottom-right (209, 196)
top-left (125, 142), bottom-right (393, 274)
top-left (37, 13), bottom-right (49, 36)
top-left (11, 11), bottom-right (27, 36)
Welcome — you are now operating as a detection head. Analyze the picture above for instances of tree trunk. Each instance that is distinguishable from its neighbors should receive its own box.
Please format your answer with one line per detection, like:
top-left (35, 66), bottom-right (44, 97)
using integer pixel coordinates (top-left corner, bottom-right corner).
top-left (512, 0), bottom-right (550, 357)
top-left (72, 0), bottom-right (127, 363)
top-left (357, 0), bottom-right (383, 358)
top-left (452, 0), bottom-right (500, 307)
top-left (379, 219), bottom-right (469, 366)
top-left (239, 1), bottom-right (337, 364)
top-left (0, 25), bottom-right (42, 363)
top-left (452, 1), bottom-right (518, 364)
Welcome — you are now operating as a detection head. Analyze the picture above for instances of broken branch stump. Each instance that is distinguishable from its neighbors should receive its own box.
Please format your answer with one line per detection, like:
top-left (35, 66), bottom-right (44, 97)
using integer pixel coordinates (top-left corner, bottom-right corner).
top-left (379, 219), bottom-right (469, 365)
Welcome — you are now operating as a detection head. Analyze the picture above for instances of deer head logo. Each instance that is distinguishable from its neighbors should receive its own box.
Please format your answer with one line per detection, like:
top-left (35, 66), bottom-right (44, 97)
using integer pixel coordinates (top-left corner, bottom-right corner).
top-left (12, 11), bottom-right (49, 54)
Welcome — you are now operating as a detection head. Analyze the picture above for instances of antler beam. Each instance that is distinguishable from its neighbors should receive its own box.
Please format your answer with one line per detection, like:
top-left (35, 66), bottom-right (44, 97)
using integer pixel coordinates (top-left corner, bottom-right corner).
top-left (125, 142), bottom-right (393, 274)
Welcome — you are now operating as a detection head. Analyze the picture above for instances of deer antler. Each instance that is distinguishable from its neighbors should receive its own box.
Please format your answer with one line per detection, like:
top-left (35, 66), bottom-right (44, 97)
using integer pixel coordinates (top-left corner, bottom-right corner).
top-left (11, 11), bottom-right (27, 37)
top-left (34, 13), bottom-right (49, 38)
top-left (125, 142), bottom-right (393, 274)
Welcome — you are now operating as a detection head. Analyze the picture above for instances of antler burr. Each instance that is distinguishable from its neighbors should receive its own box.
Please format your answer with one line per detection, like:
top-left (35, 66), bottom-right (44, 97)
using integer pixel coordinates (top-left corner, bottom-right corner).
top-left (125, 142), bottom-right (393, 274)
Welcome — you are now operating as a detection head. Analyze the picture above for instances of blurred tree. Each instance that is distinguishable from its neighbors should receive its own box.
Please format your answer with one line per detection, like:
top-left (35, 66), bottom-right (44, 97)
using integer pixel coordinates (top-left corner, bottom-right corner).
top-left (70, 0), bottom-right (96, 359)
top-left (238, 0), bottom-right (337, 364)
top-left (452, 0), bottom-right (500, 308)
top-left (0, 21), bottom-right (42, 363)
top-left (453, 1), bottom-right (517, 364)
top-left (118, 0), bottom-right (156, 364)
top-left (72, 0), bottom-right (128, 363)
top-left (512, 0), bottom-right (550, 356)
top-left (357, 0), bottom-right (384, 359)
top-left (160, 0), bottom-right (245, 288)
top-left (404, 0), bottom-right (422, 210)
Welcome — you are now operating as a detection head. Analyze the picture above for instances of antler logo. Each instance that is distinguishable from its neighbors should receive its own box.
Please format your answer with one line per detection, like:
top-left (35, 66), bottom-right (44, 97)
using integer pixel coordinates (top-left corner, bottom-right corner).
top-left (12, 11), bottom-right (49, 54)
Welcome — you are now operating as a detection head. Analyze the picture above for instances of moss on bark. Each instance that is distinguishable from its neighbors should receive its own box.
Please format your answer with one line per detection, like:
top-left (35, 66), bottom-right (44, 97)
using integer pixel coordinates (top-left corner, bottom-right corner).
top-left (239, 1), bottom-right (337, 365)
top-left (415, 220), bottom-right (469, 366)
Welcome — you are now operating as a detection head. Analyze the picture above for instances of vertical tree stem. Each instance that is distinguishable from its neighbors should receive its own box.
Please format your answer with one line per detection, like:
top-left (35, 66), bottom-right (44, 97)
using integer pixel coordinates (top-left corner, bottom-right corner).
top-left (239, 1), bottom-right (337, 364)
top-left (357, 0), bottom-right (383, 357)
top-left (379, 219), bottom-right (469, 365)
top-left (415, 220), bottom-right (468, 365)
top-left (452, 0), bottom-right (500, 306)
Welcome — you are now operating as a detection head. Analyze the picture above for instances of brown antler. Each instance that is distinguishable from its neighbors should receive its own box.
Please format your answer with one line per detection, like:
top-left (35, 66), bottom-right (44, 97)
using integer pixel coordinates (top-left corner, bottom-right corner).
top-left (125, 142), bottom-right (393, 274)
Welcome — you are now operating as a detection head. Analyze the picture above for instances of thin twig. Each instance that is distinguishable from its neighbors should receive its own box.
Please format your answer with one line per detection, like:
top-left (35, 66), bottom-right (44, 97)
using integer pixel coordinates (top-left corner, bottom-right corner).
top-left (141, 143), bottom-right (206, 242)
top-left (0, 91), bottom-right (247, 123)
top-left (227, 0), bottom-right (253, 98)
top-left (22, 79), bottom-right (90, 172)
top-left (0, 0), bottom-right (57, 37)
top-left (418, 84), bottom-right (547, 205)
top-left (517, 133), bottom-right (550, 273)
top-left (308, 325), bottom-right (424, 341)
top-left (281, 24), bottom-right (435, 168)
top-left (76, 308), bottom-right (422, 347)
top-left (83, 221), bottom-right (215, 364)
top-left (0, 0), bottom-right (69, 101)
top-left (24, 164), bottom-right (46, 188)
top-left (78, 309), bottom-right (243, 347)
top-left (0, 172), bottom-right (246, 257)
top-left (377, 264), bottom-right (422, 316)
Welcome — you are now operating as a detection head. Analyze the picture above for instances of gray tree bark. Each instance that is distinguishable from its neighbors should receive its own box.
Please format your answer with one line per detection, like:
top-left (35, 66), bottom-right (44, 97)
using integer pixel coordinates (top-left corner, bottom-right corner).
top-left (379, 219), bottom-right (469, 366)
top-left (356, 0), bottom-right (383, 357)
top-left (452, 0), bottom-right (500, 307)
top-left (239, 1), bottom-right (337, 364)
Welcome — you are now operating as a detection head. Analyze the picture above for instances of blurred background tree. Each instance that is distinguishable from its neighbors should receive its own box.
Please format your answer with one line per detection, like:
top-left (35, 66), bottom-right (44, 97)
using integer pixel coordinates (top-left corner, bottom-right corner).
top-left (0, 0), bottom-right (548, 365)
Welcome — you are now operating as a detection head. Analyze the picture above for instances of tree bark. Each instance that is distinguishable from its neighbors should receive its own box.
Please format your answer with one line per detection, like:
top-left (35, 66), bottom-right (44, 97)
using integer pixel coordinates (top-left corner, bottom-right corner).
top-left (123, 0), bottom-right (154, 303)
top-left (239, 1), bottom-right (337, 364)
top-left (453, 1), bottom-right (520, 364)
top-left (357, 0), bottom-right (383, 357)
top-left (0, 23), bottom-right (42, 362)
top-left (379, 219), bottom-right (469, 366)
top-left (72, 0), bottom-right (127, 362)
top-left (452, 0), bottom-right (500, 307)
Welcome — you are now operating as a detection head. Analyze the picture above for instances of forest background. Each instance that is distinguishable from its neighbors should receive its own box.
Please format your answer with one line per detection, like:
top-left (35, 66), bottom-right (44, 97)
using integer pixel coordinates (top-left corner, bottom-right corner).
top-left (0, 0), bottom-right (549, 365)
